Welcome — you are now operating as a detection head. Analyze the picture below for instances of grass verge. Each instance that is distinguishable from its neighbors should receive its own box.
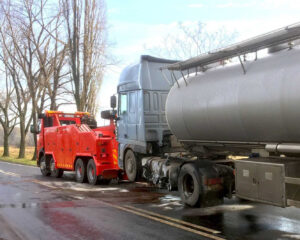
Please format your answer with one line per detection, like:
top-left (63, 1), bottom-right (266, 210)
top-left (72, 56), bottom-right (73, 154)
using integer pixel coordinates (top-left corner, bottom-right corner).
top-left (0, 146), bottom-right (37, 167)
top-left (0, 156), bottom-right (36, 166)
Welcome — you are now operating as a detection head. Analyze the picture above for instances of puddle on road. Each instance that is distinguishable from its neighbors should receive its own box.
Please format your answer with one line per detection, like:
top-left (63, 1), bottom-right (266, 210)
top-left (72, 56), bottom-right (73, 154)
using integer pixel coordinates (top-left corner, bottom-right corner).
top-left (148, 194), bottom-right (183, 210)
top-left (3, 173), bottom-right (300, 240)
top-left (182, 204), bottom-right (254, 216)
top-left (282, 234), bottom-right (300, 239)
top-left (0, 202), bottom-right (40, 209)
top-left (35, 180), bottom-right (131, 193)
top-left (38, 205), bottom-right (104, 239)
top-left (82, 188), bottom-right (165, 205)
top-left (0, 199), bottom-right (87, 209)
top-left (33, 177), bottom-right (167, 205)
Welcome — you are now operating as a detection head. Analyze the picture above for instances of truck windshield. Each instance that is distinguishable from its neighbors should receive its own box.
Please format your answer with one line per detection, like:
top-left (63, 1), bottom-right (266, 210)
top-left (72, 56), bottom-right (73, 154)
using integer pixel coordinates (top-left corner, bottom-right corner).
top-left (60, 120), bottom-right (76, 126)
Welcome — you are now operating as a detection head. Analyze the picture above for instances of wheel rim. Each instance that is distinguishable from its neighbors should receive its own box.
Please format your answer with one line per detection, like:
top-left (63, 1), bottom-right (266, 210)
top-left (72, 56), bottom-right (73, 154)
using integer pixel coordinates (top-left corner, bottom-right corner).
top-left (126, 155), bottom-right (135, 174)
top-left (40, 159), bottom-right (46, 171)
top-left (88, 165), bottom-right (96, 182)
top-left (76, 166), bottom-right (82, 179)
top-left (182, 174), bottom-right (194, 197)
top-left (50, 160), bottom-right (57, 174)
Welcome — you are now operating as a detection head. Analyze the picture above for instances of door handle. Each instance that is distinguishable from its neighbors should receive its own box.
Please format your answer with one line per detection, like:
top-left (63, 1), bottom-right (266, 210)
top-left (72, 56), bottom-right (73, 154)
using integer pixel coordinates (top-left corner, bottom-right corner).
top-left (253, 178), bottom-right (259, 185)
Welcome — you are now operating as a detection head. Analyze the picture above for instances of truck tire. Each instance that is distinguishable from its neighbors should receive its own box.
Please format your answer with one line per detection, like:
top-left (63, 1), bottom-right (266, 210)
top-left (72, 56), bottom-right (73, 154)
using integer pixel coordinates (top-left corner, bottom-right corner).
top-left (87, 159), bottom-right (98, 185)
top-left (178, 163), bottom-right (202, 207)
top-left (75, 158), bottom-right (87, 183)
top-left (50, 158), bottom-right (64, 178)
top-left (40, 156), bottom-right (50, 177)
top-left (124, 149), bottom-right (141, 182)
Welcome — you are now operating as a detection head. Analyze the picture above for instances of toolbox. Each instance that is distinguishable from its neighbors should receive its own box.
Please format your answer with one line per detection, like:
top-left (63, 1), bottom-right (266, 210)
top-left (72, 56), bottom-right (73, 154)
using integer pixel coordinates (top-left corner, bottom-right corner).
top-left (235, 157), bottom-right (300, 207)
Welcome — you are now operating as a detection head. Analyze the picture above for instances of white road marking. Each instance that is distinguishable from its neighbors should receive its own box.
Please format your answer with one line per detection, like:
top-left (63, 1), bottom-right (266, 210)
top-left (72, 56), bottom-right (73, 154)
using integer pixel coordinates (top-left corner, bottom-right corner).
top-left (30, 180), bottom-right (58, 189)
top-left (0, 169), bottom-right (21, 177)
top-left (0, 161), bottom-right (37, 168)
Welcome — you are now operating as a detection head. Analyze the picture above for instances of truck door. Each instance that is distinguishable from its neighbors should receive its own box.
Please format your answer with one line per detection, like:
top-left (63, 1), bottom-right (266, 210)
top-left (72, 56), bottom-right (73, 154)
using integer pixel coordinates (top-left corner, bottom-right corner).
top-left (63, 127), bottom-right (73, 168)
top-left (56, 127), bottom-right (64, 166)
top-left (117, 93), bottom-right (128, 141)
top-left (128, 92), bottom-right (137, 140)
top-left (56, 126), bottom-right (72, 169)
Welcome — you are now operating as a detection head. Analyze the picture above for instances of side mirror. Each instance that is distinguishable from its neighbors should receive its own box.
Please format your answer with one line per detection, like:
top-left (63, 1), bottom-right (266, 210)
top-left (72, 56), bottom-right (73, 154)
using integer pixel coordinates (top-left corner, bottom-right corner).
top-left (110, 95), bottom-right (116, 109)
top-left (30, 124), bottom-right (40, 134)
top-left (38, 113), bottom-right (45, 119)
top-left (30, 124), bottom-right (36, 134)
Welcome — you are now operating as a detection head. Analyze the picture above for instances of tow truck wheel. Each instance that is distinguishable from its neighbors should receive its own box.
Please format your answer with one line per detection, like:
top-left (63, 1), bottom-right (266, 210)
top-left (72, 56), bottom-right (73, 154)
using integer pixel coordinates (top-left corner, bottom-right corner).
top-left (50, 158), bottom-right (63, 178)
top-left (124, 149), bottom-right (140, 182)
top-left (75, 158), bottom-right (87, 183)
top-left (178, 163), bottom-right (201, 207)
top-left (87, 159), bottom-right (98, 185)
top-left (40, 156), bottom-right (50, 177)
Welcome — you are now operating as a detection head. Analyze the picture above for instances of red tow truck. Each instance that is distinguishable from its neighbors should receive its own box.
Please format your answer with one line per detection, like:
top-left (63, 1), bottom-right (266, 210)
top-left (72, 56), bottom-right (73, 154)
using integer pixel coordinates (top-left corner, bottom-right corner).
top-left (32, 109), bottom-right (121, 185)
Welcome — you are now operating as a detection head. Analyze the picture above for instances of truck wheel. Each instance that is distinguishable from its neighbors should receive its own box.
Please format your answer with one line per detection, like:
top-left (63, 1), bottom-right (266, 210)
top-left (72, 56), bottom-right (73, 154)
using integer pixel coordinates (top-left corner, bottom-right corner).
top-left (124, 149), bottom-right (140, 182)
top-left (178, 164), bottom-right (201, 207)
top-left (75, 158), bottom-right (87, 183)
top-left (50, 158), bottom-right (64, 178)
top-left (87, 159), bottom-right (98, 185)
top-left (40, 156), bottom-right (50, 177)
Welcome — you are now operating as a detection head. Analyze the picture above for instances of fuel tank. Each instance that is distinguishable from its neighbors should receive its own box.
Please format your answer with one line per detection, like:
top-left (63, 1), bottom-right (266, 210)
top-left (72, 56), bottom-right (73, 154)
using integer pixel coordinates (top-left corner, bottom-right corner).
top-left (166, 47), bottom-right (300, 146)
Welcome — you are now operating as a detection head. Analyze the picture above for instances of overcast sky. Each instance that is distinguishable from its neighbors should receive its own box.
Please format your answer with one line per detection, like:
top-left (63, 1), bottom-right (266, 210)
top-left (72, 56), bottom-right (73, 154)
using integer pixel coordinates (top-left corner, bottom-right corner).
top-left (97, 0), bottom-right (300, 121)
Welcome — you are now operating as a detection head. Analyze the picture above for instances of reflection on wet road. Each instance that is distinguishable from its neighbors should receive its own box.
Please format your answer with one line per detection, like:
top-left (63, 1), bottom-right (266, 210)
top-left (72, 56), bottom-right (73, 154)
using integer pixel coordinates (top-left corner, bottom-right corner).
top-left (0, 161), bottom-right (300, 240)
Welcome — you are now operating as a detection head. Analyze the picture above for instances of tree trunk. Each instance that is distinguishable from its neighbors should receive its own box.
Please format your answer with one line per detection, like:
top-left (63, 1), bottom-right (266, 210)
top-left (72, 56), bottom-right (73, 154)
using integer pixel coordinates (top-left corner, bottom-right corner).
top-left (31, 95), bottom-right (38, 161)
top-left (32, 133), bottom-right (37, 160)
top-left (18, 116), bottom-right (26, 158)
top-left (50, 95), bottom-right (57, 110)
top-left (18, 133), bottom-right (26, 159)
top-left (3, 129), bottom-right (9, 157)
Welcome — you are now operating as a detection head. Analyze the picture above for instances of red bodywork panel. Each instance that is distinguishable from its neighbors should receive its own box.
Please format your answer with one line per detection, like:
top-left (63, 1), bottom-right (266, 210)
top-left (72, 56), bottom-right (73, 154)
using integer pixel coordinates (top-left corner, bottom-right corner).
top-left (37, 111), bottom-right (120, 179)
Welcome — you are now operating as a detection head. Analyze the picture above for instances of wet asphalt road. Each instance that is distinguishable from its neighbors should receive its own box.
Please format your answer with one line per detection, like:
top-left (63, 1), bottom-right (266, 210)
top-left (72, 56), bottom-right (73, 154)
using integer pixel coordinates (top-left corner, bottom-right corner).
top-left (0, 161), bottom-right (300, 240)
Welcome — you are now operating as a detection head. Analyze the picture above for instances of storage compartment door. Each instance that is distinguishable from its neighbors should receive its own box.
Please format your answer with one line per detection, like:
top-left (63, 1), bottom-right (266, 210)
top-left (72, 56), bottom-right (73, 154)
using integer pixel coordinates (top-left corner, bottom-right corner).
top-left (257, 164), bottom-right (285, 207)
top-left (235, 161), bottom-right (258, 200)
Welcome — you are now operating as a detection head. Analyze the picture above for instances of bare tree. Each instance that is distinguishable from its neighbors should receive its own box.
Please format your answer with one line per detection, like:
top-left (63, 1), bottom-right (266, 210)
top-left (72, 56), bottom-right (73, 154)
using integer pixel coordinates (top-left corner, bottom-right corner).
top-left (44, 12), bottom-right (70, 110)
top-left (0, 0), bottom-right (77, 158)
top-left (0, 35), bottom-right (33, 158)
top-left (61, 0), bottom-right (108, 114)
top-left (0, 0), bottom-right (111, 158)
top-left (0, 0), bottom-right (57, 159)
top-left (145, 22), bottom-right (238, 60)
top-left (0, 67), bottom-right (18, 157)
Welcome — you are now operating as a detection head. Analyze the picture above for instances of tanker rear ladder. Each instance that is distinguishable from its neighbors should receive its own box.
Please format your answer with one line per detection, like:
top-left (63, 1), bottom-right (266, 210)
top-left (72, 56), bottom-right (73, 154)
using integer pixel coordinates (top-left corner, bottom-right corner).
top-left (160, 22), bottom-right (300, 85)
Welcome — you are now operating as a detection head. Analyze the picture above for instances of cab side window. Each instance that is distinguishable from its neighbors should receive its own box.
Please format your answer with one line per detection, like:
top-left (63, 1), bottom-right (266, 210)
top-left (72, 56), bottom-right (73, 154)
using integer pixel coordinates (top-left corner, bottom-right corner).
top-left (119, 93), bottom-right (128, 115)
top-left (44, 117), bottom-right (53, 127)
top-left (38, 119), bottom-right (42, 132)
top-left (129, 92), bottom-right (135, 113)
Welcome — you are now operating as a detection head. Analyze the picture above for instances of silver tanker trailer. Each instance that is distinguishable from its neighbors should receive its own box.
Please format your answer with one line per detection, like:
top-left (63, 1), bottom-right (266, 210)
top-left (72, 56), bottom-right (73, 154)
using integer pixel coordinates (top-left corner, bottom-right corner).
top-left (106, 23), bottom-right (300, 208)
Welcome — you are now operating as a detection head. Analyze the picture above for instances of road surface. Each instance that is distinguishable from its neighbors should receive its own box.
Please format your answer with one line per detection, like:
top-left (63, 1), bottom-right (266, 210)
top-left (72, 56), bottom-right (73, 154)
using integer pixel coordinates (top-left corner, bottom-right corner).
top-left (0, 161), bottom-right (300, 240)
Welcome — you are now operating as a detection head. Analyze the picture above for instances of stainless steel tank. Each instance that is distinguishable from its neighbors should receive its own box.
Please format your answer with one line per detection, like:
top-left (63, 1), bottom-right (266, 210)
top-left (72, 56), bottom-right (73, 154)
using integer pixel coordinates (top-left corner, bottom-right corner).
top-left (166, 47), bottom-right (300, 145)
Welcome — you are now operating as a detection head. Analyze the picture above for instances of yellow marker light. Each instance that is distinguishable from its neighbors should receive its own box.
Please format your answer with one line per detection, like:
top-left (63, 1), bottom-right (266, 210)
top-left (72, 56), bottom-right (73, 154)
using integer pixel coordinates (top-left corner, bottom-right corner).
top-left (46, 110), bottom-right (63, 114)
top-left (75, 112), bottom-right (90, 116)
